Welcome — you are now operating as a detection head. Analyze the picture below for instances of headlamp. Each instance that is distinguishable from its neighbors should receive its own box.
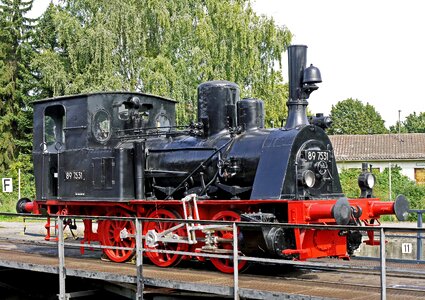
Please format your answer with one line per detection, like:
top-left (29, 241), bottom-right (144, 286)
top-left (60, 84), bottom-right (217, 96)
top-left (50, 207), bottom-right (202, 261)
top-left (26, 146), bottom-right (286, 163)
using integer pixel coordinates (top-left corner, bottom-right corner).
top-left (302, 170), bottom-right (316, 188)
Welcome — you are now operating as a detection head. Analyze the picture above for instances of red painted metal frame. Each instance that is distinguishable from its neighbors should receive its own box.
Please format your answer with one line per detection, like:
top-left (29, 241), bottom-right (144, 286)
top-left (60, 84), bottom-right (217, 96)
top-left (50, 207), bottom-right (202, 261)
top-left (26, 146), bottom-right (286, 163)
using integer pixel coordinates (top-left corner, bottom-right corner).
top-left (26, 197), bottom-right (398, 262)
top-left (283, 198), bottom-right (396, 260)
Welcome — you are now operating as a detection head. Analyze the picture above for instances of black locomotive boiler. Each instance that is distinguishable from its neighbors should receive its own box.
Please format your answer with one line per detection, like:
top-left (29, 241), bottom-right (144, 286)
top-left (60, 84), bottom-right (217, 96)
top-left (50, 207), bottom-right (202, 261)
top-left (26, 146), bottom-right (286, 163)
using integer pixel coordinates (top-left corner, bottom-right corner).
top-left (17, 45), bottom-right (408, 273)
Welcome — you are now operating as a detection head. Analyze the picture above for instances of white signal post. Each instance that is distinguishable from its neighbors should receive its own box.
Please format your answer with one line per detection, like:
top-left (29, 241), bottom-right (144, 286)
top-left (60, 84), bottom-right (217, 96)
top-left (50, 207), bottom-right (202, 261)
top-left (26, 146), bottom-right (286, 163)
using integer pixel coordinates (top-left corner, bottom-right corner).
top-left (18, 169), bottom-right (21, 200)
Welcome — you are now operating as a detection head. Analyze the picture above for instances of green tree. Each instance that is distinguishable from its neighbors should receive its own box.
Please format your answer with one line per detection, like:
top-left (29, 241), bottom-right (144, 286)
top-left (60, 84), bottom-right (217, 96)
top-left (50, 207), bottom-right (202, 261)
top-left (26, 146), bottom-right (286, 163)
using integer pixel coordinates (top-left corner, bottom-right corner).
top-left (328, 98), bottom-right (387, 135)
top-left (0, 0), bottom-right (35, 171)
top-left (389, 120), bottom-right (408, 134)
top-left (33, 0), bottom-right (292, 125)
top-left (32, 3), bottom-right (69, 98)
top-left (390, 111), bottom-right (425, 133)
top-left (0, 153), bottom-right (35, 212)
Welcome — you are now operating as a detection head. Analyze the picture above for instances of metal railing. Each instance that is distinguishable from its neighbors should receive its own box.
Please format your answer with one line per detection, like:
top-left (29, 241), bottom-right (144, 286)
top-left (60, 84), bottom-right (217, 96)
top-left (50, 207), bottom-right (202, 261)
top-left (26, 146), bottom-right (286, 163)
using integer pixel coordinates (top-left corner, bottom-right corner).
top-left (368, 209), bottom-right (425, 263)
top-left (0, 212), bottom-right (424, 300)
top-left (410, 209), bottom-right (424, 261)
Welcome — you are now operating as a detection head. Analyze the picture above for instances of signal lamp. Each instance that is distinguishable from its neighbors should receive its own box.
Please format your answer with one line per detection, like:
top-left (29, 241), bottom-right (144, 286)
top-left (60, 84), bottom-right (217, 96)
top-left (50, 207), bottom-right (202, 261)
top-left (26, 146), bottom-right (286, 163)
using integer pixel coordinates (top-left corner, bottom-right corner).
top-left (358, 166), bottom-right (375, 198)
top-left (358, 172), bottom-right (375, 189)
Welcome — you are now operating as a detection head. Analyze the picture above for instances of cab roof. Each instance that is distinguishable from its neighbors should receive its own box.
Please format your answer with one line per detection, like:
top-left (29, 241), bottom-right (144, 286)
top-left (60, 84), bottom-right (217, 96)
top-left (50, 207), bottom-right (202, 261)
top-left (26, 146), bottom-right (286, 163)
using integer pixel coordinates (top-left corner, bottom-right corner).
top-left (32, 91), bottom-right (178, 104)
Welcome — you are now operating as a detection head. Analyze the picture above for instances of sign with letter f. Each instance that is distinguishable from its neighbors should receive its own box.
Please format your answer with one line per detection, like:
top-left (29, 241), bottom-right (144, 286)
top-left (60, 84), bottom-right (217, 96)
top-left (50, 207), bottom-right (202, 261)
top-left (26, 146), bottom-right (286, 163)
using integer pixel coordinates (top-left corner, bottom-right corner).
top-left (2, 178), bottom-right (12, 193)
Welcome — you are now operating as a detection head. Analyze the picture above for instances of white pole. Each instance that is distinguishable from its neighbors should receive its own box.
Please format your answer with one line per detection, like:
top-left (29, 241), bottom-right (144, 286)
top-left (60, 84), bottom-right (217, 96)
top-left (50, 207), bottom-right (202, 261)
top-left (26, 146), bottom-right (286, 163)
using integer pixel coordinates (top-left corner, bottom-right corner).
top-left (18, 168), bottom-right (21, 200)
top-left (233, 222), bottom-right (239, 300)
top-left (58, 216), bottom-right (67, 299)
top-left (380, 227), bottom-right (387, 299)
top-left (388, 163), bottom-right (392, 200)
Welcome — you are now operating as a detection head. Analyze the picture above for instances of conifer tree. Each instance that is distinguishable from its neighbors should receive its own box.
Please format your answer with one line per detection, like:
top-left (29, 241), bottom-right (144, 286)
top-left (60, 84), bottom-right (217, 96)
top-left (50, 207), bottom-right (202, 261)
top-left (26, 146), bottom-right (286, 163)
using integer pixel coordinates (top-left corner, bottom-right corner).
top-left (0, 0), bottom-right (35, 171)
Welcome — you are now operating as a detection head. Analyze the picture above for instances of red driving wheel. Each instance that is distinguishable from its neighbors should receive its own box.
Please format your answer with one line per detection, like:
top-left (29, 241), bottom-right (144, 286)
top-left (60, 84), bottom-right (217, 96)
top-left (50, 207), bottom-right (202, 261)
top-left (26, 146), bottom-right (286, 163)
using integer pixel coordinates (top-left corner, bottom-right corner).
top-left (99, 208), bottom-right (135, 263)
top-left (210, 211), bottom-right (248, 273)
top-left (144, 209), bottom-right (188, 267)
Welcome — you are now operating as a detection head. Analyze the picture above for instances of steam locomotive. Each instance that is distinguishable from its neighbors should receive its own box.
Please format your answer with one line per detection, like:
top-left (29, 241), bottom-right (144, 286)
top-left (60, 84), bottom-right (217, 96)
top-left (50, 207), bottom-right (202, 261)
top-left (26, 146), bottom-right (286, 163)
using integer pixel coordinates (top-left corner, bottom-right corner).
top-left (17, 45), bottom-right (409, 273)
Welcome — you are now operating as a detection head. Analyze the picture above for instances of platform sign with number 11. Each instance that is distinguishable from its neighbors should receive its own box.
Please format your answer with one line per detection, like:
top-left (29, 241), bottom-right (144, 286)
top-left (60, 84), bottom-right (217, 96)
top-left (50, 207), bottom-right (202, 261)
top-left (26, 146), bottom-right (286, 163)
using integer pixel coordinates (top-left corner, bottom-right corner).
top-left (402, 243), bottom-right (412, 254)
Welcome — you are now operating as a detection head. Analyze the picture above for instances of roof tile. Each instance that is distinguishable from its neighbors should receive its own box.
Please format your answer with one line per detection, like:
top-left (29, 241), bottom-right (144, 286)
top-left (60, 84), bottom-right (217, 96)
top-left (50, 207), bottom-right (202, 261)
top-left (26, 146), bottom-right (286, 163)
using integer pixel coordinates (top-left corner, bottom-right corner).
top-left (329, 133), bottom-right (425, 161)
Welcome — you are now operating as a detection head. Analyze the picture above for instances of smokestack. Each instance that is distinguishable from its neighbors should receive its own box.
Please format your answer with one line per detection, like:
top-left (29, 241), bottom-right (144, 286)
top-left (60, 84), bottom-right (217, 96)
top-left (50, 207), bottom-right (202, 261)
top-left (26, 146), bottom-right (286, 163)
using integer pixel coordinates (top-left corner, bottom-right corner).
top-left (288, 45), bottom-right (307, 102)
top-left (285, 45), bottom-right (321, 129)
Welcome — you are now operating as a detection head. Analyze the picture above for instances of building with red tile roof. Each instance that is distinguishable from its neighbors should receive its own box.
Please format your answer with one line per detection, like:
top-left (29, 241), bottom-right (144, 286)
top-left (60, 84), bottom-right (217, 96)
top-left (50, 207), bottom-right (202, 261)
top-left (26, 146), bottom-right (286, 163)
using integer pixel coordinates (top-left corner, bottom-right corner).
top-left (329, 133), bottom-right (425, 184)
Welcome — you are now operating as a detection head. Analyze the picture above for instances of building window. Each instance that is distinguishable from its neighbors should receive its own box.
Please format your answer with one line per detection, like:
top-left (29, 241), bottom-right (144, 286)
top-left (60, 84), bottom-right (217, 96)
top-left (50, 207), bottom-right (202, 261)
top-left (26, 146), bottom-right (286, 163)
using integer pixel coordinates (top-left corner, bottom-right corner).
top-left (415, 168), bottom-right (425, 185)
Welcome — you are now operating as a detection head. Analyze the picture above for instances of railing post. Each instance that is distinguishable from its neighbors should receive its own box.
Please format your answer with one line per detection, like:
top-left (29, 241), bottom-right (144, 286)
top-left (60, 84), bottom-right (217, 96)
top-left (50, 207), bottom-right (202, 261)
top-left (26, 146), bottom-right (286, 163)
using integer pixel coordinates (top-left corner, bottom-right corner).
top-left (380, 227), bottom-right (386, 300)
top-left (57, 216), bottom-right (67, 300)
top-left (417, 212), bottom-right (423, 261)
top-left (233, 222), bottom-right (239, 300)
top-left (135, 217), bottom-right (144, 300)
top-left (23, 217), bottom-right (27, 234)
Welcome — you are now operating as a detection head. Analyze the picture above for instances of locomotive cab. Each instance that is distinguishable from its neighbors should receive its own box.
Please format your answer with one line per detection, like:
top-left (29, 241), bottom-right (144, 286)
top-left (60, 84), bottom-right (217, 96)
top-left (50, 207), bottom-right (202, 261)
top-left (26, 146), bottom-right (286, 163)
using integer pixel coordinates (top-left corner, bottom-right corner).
top-left (32, 92), bottom-right (176, 202)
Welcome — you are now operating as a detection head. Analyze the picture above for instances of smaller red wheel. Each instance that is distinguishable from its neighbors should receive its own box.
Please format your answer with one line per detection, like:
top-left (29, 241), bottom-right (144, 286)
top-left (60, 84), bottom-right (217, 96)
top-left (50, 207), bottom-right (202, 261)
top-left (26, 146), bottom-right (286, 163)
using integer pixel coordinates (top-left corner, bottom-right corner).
top-left (98, 208), bottom-right (135, 263)
top-left (210, 211), bottom-right (248, 273)
top-left (144, 209), bottom-right (188, 268)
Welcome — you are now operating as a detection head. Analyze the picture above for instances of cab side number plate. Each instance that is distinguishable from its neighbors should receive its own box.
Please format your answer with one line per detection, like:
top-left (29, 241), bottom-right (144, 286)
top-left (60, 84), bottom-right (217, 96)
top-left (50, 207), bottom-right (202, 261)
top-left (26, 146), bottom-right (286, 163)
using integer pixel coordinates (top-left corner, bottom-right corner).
top-left (64, 171), bottom-right (85, 181)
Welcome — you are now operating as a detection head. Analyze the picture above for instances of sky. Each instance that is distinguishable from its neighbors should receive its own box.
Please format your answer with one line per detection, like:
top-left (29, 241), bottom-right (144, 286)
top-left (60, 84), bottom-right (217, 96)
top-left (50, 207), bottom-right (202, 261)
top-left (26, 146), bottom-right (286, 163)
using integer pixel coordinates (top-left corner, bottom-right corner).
top-left (29, 0), bottom-right (424, 127)
top-left (252, 0), bottom-right (425, 127)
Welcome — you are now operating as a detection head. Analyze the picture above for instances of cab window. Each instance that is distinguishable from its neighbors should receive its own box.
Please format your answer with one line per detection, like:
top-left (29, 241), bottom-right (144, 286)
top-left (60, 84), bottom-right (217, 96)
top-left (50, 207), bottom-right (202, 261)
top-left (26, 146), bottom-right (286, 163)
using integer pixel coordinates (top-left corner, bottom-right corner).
top-left (93, 109), bottom-right (111, 142)
top-left (44, 105), bottom-right (65, 151)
